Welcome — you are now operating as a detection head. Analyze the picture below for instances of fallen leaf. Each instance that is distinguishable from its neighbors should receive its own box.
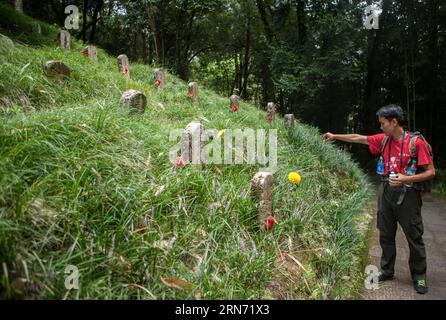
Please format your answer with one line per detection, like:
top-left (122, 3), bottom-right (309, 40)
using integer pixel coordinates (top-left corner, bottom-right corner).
top-left (215, 166), bottom-right (223, 176)
top-left (160, 276), bottom-right (193, 292)
top-left (11, 278), bottom-right (28, 291)
top-left (154, 185), bottom-right (166, 197)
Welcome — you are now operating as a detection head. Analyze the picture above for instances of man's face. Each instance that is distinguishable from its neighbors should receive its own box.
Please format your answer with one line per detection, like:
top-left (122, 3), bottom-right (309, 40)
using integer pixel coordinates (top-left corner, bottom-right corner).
top-left (378, 116), bottom-right (398, 135)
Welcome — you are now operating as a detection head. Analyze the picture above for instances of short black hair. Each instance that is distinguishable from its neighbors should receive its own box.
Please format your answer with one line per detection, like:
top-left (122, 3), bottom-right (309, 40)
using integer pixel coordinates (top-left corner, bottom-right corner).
top-left (376, 104), bottom-right (405, 126)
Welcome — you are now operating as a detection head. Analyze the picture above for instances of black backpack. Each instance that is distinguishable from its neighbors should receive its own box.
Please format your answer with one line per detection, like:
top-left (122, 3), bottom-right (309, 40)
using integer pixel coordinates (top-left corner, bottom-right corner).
top-left (380, 131), bottom-right (434, 193)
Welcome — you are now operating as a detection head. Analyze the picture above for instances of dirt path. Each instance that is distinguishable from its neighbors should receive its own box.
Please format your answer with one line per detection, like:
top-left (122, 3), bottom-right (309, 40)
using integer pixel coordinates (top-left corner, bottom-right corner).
top-left (364, 179), bottom-right (446, 300)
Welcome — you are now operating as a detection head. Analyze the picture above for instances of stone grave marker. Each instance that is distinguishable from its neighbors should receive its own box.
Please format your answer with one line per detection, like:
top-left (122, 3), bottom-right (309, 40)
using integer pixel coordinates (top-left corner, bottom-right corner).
top-left (251, 172), bottom-right (273, 226)
top-left (59, 30), bottom-right (71, 50)
top-left (181, 122), bottom-right (204, 165)
top-left (230, 95), bottom-right (240, 112)
top-left (33, 23), bottom-right (42, 35)
top-left (43, 60), bottom-right (71, 80)
top-left (117, 54), bottom-right (130, 78)
top-left (188, 82), bottom-right (198, 100)
top-left (284, 114), bottom-right (295, 128)
top-left (266, 102), bottom-right (276, 124)
top-left (120, 90), bottom-right (147, 113)
top-left (15, 0), bottom-right (23, 12)
top-left (83, 45), bottom-right (98, 61)
top-left (0, 34), bottom-right (14, 50)
top-left (154, 68), bottom-right (165, 89)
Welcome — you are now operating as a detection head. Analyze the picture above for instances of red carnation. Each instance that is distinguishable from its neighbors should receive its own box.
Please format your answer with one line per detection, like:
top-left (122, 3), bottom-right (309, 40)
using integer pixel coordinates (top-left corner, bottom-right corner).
top-left (122, 67), bottom-right (129, 75)
top-left (231, 105), bottom-right (239, 112)
top-left (155, 79), bottom-right (161, 87)
top-left (175, 156), bottom-right (186, 168)
top-left (265, 216), bottom-right (277, 230)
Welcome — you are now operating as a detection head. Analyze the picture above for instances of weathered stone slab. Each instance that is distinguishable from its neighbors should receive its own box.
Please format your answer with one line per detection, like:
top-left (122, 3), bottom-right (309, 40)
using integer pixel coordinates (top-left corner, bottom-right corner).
top-left (154, 68), bottom-right (165, 89)
top-left (120, 90), bottom-right (147, 113)
top-left (117, 54), bottom-right (130, 78)
top-left (181, 122), bottom-right (204, 164)
top-left (0, 34), bottom-right (14, 50)
top-left (83, 45), bottom-right (98, 61)
top-left (44, 60), bottom-right (71, 80)
top-left (266, 102), bottom-right (276, 124)
top-left (188, 82), bottom-right (198, 100)
top-left (230, 95), bottom-right (240, 112)
top-left (284, 114), bottom-right (295, 128)
top-left (252, 172), bottom-right (273, 226)
top-left (59, 30), bottom-right (71, 50)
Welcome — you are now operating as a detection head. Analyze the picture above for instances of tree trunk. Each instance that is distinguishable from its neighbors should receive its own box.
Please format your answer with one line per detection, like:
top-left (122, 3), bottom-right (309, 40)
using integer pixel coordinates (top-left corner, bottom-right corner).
top-left (241, 15), bottom-right (251, 99)
top-left (255, 0), bottom-right (274, 42)
top-left (358, 0), bottom-right (391, 166)
top-left (295, 0), bottom-right (307, 47)
top-left (142, 32), bottom-right (148, 64)
top-left (89, 0), bottom-right (104, 44)
top-left (82, 0), bottom-right (88, 44)
top-left (255, 0), bottom-right (275, 104)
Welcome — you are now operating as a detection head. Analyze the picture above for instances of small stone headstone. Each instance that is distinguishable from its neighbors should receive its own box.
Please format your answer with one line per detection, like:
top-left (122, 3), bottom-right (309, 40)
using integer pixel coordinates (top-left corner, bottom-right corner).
top-left (0, 34), bottom-right (14, 50)
top-left (154, 68), bottom-right (165, 89)
top-left (117, 54), bottom-right (130, 78)
top-left (15, 0), bottom-right (23, 12)
top-left (59, 30), bottom-right (71, 50)
top-left (181, 122), bottom-right (204, 164)
top-left (83, 46), bottom-right (98, 61)
top-left (230, 95), bottom-right (240, 112)
top-left (251, 172), bottom-right (273, 226)
top-left (120, 90), bottom-right (147, 113)
top-left (188, 82), bottom-right (198, 100)
top-left (44, 60), bottom-right (71, 80)
top-left (284, 114), bottom-right (295, 128)
top-left (266, 102), bottom-right (276, 124)
top-left (33, 23), bottom-right (42, 35)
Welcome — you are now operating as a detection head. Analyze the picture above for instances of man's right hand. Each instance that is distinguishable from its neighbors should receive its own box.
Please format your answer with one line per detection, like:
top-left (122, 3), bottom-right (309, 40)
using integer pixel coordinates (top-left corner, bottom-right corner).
top-left (323, 132), bottom-right (336, 142)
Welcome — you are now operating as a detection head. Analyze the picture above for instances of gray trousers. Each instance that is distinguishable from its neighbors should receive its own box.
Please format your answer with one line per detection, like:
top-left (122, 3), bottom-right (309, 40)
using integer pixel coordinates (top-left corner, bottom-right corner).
top-left (377, 182), bottom-right (427, 281)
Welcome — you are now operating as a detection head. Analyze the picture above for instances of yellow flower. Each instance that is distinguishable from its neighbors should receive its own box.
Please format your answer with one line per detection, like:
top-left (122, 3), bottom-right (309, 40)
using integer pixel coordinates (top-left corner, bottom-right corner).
top-left (218, 129), bottom-right (225, 138)
top-left (288, 172), bottom-right (301, 185)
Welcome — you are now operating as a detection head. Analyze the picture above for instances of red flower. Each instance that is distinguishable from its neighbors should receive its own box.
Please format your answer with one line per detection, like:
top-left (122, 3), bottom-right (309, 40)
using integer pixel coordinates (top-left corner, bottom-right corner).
top-left (265, 216), bottom-right (277, 230)
top-left (188, 92), bottom-right (195, 97)
top-left (231, 105), bottom-right (239, 112)
top-left (121, 66), bottom-right (129, 74)
top-left (82, 49), bottom-right (88, 57)
top-left (175, 156), bottom-right (186, 168)
top-left (155, 79), bottom-right (161, 87)
top-left (267, 115), bottom-right (273, 124)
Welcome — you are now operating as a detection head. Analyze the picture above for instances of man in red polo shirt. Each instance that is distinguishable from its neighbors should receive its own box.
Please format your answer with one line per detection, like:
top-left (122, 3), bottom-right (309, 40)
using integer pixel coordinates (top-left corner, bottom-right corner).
top-left (323, 104), bottom-right (435, 294)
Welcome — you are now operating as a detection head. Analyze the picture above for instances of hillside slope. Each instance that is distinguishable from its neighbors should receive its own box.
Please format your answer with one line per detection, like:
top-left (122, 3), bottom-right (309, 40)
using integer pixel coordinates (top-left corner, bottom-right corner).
top-left (0, 4), bottom-right (372, 300)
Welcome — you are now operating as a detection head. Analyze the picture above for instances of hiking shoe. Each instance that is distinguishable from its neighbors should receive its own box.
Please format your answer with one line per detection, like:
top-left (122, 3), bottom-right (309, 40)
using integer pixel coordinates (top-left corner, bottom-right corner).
top-left (414, 279), bottom-right (428, 294)
top-left (378, 272), bottom-right (394, 282)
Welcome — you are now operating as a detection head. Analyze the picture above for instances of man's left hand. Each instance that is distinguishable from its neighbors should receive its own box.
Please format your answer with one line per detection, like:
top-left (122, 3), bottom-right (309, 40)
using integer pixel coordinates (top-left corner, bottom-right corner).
top-left (389, 174), bottom-right (409, 187)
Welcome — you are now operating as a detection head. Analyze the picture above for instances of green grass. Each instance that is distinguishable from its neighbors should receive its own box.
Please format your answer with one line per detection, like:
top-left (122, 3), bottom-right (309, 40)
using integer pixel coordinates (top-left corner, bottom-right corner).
top-left (0, 5), bottom-right (372, 300)
top-left (434, 169), bottom-right (446, 197)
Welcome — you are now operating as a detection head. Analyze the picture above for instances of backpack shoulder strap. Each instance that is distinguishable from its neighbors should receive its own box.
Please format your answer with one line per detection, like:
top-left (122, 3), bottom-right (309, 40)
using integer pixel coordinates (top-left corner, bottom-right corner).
top-left (409, 131), bottom-right (419, 159)
top-left (409, 131), bottom-right (434, 160)
top-left (380, 135), bottom-right (389, 155)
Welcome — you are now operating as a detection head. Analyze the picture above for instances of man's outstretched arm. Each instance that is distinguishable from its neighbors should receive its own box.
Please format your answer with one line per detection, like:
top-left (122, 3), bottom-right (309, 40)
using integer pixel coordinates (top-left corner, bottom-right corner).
top-left (323, 132), bottom-right (369, 145)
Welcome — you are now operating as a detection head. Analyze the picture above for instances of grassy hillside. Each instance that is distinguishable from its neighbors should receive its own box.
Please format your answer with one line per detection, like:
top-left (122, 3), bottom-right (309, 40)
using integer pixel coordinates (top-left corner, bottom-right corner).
top-left (0, 4), bottom-right (372, 300)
